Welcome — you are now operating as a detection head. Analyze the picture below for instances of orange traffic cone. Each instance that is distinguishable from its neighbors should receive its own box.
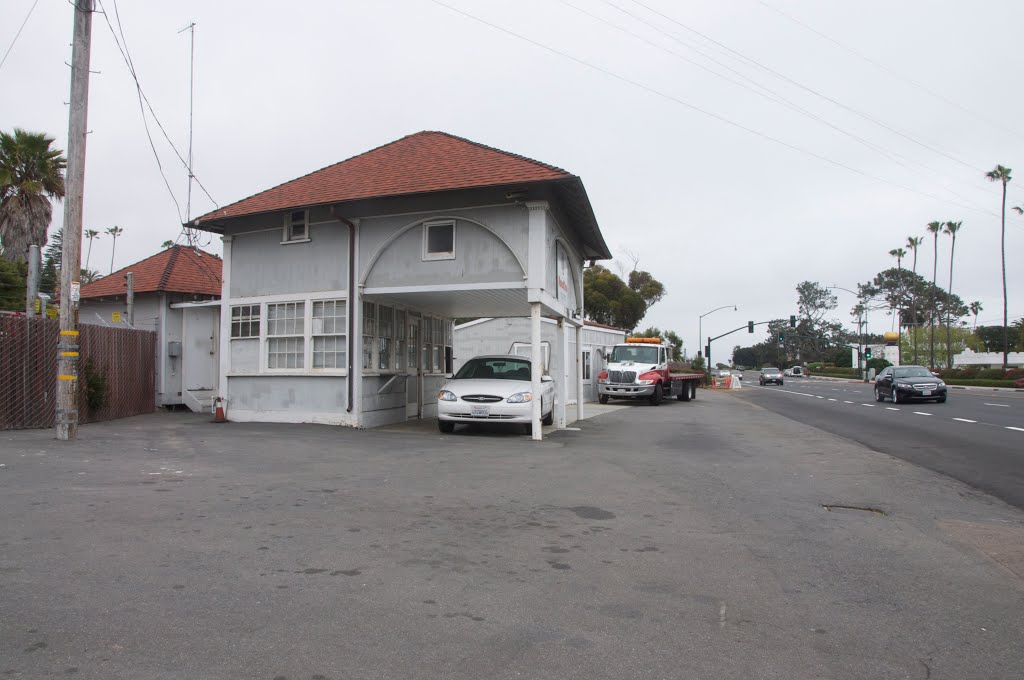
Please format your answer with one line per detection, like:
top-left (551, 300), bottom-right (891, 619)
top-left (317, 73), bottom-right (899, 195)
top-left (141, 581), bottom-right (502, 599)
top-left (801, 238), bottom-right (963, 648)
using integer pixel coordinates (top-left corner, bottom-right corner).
top-left (213, 397), bottom-right (227, 423)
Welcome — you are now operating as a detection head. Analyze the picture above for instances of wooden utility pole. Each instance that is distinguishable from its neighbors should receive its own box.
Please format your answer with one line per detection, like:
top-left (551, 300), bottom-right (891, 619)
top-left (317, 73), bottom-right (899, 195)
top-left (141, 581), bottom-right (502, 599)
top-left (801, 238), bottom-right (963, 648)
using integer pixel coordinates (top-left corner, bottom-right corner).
top-left (126, 272), bottom-right (134, 326)
top-left (56, 0), bottom-right (94, 441)
top-left (25, 245), bottom-right (40, 317)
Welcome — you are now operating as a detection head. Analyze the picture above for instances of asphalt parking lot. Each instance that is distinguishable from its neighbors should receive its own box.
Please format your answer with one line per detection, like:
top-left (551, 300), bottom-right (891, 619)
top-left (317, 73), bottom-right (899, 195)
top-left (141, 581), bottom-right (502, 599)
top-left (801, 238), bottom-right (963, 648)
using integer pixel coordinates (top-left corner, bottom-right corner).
top-left (2, 392), bottom-right (1023, 679)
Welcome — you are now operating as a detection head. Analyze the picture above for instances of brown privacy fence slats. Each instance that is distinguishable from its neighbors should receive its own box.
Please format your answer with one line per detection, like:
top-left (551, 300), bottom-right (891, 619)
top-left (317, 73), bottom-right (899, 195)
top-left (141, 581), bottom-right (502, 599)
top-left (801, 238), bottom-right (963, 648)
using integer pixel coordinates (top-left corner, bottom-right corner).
top-left (0, 316), bottom-right (156, 430)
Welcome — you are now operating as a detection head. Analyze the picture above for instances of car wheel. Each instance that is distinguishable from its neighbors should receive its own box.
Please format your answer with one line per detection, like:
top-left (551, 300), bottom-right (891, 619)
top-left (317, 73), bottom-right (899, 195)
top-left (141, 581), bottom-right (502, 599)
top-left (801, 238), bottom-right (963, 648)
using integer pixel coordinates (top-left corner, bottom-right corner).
top-left (438, 420), bottom-right (455, 434)
top-left (542, 409), bottom-right (554, 426)
top-left (599, 394), bottom-right (609, 405)
top-left (936, 396), bottom-right (946, 403)
top-left (892, 390), bottom-right (899, 405)
top-left (779, 380), bottom-right (784, 386)
top-left (874, 387), bottom-right (884, 402)
top-left (650, 383), bottom-right (663, 406)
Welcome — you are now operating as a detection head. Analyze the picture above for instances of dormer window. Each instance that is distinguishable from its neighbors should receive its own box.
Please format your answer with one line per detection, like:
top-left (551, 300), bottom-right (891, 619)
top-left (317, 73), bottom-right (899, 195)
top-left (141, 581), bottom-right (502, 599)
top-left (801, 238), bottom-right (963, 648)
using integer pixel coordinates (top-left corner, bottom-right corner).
top-left (284, 209), bottom-right (309, 242)
top-left (423, 220), bottom-right (455, 260)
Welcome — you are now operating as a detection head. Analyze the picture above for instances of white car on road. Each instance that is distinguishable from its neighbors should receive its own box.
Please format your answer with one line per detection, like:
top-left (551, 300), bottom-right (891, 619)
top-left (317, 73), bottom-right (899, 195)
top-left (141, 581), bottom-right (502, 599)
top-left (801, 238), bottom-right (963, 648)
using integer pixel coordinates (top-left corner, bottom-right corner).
top-left (437, 355), bottom-right (554, 434)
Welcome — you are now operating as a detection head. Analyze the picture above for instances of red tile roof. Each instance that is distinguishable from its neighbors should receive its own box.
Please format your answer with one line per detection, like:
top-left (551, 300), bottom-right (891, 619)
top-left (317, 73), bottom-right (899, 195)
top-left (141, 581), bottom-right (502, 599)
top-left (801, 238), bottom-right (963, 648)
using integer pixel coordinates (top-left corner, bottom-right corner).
top-left (193, 131), bottom-right (574, 224)
top-left (80, 245), bottom-right (222, 299)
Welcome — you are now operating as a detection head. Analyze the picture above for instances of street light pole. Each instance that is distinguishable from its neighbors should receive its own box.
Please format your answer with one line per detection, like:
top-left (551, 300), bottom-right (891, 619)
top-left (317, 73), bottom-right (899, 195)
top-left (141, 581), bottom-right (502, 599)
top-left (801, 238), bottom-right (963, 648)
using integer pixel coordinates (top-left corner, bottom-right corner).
top-left (698, 305), bottom-right (736, 369)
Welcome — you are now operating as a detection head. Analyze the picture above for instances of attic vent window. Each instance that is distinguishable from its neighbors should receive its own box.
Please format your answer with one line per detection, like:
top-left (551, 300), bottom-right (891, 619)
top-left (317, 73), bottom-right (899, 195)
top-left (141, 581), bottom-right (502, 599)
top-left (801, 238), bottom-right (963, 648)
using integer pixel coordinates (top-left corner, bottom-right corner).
top-left (284, 209), bottom-right (309, 242)
top-left (423, 220), bottom-right (455, 261)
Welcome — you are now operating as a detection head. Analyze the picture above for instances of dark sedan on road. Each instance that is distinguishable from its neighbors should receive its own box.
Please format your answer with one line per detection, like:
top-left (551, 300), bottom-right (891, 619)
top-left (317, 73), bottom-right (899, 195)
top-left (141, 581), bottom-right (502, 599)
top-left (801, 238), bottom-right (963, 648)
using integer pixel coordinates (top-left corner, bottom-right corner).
top-left (759, 367), bottom-right (783, 385)
top-left (874, 365), bottom-right (947, 404)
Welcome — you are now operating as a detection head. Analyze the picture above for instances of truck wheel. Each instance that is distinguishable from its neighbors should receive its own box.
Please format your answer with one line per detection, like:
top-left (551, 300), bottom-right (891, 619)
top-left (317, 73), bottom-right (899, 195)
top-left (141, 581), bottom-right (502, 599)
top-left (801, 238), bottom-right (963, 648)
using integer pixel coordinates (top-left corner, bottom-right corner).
top-left (438, 420), bottom-right (455, 433)
top-left (677, 382), bottom-right (687, 401)
top-left (599, 394), bottom-right (609, 405)
top-left (650, 383), bottom-right (663, 406)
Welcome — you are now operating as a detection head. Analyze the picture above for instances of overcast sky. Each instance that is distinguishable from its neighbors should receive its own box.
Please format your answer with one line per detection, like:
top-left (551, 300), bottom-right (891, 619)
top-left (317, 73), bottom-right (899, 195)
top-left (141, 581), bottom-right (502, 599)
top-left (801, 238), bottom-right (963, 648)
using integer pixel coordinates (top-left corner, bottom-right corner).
top-left (3, 0), bottom-right (1022, 355)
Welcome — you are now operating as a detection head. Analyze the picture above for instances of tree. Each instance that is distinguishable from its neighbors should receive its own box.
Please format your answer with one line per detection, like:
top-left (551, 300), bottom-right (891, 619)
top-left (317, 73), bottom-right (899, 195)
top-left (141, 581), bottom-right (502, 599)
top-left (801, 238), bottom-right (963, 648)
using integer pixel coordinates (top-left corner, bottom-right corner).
top-left (943, 221), bottom-right (962, 368)
top-left (969, 300), bottom-right (983, 330)
top-left (634, 326), bottom-right (684, 360)
top-left (796, 280), bottom-right (838, 323)
top-left (0, 258), bottom-right (27, 310)
top-left (906, 236), bottom-right (924, 364)
top-left (985, 165), bottom-right (1012, 369)
top-left (80, 269), bottom-right (100, 284)
top-left (889, 247), bottom-right (907, 361)
top-left (925, 221), bottom-right (944, 367)
top-left (84, 229), bottom-right (100, 270)
top-left (161, 240), bottom-right (174, 249)
top-left (974, 325), bottom-right (1021, 353)
top-left (106, 225), bottom-right (123, 273)
top-left (0, 129), bottom-right (67, 262)
top-left (582, 264), bottom-right (664, 331)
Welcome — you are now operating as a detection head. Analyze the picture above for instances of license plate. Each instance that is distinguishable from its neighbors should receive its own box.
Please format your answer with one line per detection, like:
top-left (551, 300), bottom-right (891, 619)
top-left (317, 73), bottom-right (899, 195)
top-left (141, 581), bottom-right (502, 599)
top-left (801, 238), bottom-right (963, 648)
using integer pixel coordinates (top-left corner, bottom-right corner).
top-left (470, 405), bottom-right (490, 417)
top-left (921, 390), bottom-right (932, 396)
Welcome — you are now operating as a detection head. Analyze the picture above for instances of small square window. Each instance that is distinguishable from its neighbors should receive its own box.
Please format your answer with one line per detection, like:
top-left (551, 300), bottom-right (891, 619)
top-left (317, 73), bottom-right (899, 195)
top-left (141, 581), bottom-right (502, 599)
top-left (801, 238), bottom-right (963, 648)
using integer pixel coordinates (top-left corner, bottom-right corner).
top-left (285, 209), bottom-right (308, 242)
top-left (423, 221), bottom-right (455, 260)
top-left (231, 304), bottom-right (260, 339)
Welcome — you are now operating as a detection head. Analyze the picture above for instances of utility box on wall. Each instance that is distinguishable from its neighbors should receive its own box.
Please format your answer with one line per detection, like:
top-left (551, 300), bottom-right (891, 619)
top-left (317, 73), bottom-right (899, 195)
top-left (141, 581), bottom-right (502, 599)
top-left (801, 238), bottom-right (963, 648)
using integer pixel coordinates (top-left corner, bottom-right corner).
top-left (167, 341), bottom-right (182, 358)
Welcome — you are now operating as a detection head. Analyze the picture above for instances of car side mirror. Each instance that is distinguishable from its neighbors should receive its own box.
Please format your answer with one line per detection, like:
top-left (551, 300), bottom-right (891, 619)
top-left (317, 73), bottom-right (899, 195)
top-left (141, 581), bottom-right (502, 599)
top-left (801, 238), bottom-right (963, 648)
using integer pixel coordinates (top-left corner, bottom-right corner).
top-left (444, 373), bottom-right (454, 379)
top-left (541, 375), bottom-right (553, 383)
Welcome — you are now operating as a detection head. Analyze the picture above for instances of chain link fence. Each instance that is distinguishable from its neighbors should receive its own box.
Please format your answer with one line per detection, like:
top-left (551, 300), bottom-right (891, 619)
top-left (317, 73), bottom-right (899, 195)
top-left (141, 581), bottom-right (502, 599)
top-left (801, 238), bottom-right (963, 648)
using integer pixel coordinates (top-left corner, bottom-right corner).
top-left (1, 316), bottom-right (157, 430)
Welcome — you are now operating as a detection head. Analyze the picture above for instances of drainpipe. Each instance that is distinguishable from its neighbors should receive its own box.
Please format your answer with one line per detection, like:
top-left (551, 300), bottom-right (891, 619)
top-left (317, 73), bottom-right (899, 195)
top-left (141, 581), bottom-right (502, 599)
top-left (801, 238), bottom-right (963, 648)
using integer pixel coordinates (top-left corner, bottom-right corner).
top-left (333, 208), bottom-right (357, 413)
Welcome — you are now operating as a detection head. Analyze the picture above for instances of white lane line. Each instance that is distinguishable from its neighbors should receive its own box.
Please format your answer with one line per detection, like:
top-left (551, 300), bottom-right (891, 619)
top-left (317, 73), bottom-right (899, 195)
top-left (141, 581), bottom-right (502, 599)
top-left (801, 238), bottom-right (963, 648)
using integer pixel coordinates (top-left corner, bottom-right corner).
top-left (815, 396), bottom-right (824, 399)
top-left (953, 418), bottom-right (977, 423)
top-left (913, 412), bottom-right (932, 416)
top-left (843, 400), bottom-right (854, 404)
top-left (886, 407), bottom-right (900, 411)
top-left (827, 398), bottom-right (837, 401)
top-left (861, 403), bottom-right (875, 407)
top-left (1007, 426), bottom-right (1024, 432)
top-left (984, 403), bottom-right (1010, 408)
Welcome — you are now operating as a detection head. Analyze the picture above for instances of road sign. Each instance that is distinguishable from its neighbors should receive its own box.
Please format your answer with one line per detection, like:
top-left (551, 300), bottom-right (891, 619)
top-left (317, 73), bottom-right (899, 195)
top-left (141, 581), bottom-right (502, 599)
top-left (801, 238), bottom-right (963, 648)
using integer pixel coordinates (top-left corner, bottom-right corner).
top-left (70, 281), bottom-right (80, 302)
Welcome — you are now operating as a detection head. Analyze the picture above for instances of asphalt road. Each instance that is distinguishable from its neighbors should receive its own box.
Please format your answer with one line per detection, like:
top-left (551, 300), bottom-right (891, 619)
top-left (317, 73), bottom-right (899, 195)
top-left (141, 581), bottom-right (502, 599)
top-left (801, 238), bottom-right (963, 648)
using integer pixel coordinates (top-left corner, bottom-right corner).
top-left (2, 398), bottom-right (1023, 679)
top-left (733, 371), bottom-right (1024, 510)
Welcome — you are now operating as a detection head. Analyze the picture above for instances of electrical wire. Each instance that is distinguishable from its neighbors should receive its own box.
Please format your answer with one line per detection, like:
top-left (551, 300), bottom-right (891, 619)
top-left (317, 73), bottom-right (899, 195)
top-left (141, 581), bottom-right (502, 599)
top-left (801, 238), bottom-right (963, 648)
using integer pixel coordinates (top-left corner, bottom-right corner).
top-left (756, 0), bottom-right (1024, 143)
top-left (427, 0), bottom-right (1002, 217)
top-left (621, 0), bottom-right (1000, 178)
top-left (97, 0), bottom-right (219, 212)
top-left (0, 0), bottom-right (40, 72)
top-left (563, 0), bottom-right (997, 216)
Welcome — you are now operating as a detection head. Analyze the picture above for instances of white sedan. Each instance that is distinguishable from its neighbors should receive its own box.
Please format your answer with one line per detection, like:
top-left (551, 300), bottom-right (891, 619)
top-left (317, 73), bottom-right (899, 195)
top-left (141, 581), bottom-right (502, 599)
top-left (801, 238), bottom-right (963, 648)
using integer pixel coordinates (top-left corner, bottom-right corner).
top-left (437, 355), bottom-right (554, 434)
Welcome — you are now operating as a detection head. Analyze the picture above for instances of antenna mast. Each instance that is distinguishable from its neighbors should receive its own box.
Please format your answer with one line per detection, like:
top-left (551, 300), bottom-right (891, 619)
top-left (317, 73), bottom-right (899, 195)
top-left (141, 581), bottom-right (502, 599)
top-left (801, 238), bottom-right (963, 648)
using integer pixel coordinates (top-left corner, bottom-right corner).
top-left (178, 21), bottom-right (196, 232)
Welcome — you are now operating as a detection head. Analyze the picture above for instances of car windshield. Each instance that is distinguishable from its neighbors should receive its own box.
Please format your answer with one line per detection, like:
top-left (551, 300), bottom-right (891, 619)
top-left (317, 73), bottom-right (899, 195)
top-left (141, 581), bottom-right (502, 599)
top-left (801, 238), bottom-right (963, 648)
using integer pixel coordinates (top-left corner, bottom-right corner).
top-left (454, 357), bottom-right (532, 381)
top-left (610, 345), bottom-right (659, 363)
top-left (762, 368), bottom-right (780, 375)
top-left (893, 367), bottom-right (934, 379)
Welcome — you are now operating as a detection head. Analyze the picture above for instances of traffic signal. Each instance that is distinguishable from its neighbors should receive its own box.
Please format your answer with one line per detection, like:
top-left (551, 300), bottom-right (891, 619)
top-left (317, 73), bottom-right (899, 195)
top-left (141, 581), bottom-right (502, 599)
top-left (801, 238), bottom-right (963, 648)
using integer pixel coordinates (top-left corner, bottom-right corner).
top-left (748, 321), bottom-right (754, 333)
top-left (864, 346), bottom-right (872, 360)
top-left (778, 334), bottom-right (784, 346)
top-left (789, 315), bottom-right (796, 328)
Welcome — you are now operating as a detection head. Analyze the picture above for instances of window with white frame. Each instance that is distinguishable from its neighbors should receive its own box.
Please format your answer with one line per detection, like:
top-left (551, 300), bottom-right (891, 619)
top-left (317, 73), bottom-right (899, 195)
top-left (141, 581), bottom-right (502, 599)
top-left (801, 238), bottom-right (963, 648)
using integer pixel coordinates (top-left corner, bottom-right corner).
top-left (394, 309), bottom-right (407, 372)
top-left (267, 302), bottom-right (304, 369)
top-left (432, 317), bottom-right (444, 373)
top-left (284, 209), bottom-right (308, 242)
top-left (582, 350), bottom-right (592, 381)
top-left (378, 305), bottom-right (393, 370)
top-left (362, 301), bottom-right (376, 370)
top-left (231, 304), bottom-right (260, 339)
top-left (407, 316), bottom-right (419, 371)
top-left (422, 220), bottom-right (455, 260)
top-left (421, 315), bottom-right (432, 371)
top-left (312, 300), bottom-right (346, 369)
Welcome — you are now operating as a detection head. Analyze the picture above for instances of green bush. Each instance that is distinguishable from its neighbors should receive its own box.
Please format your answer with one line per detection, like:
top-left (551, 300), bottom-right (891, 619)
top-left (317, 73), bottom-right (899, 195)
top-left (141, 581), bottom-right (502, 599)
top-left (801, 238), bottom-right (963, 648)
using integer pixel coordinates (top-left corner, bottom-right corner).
top-left (944, 378), bottom-right (1016, 388)
top-left (976, 368), bottom-right (1008, 380)
top-left (1005, 368), bottom-right (1024, 380)
top-left (866, 357), bottom-right (892, 373)
top-left (79, 359), bottom-right (108, 414)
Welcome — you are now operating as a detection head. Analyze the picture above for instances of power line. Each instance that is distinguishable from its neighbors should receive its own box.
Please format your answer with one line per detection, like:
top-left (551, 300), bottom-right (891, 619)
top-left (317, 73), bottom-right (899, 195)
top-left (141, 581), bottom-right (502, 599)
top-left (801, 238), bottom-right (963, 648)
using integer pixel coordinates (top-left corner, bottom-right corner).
top-left (96, 0), bottom-right (219, 211)
top-left (426, 0), bottom-right (1005, 217)
top-left (756, 0), bottom-right (1024, 143)
top-left (622, 0), bottom-right (997, 178)
top-left (576, 0), bottom-right (998, 216)
top-left (0, 0), bottom-right (41, 72)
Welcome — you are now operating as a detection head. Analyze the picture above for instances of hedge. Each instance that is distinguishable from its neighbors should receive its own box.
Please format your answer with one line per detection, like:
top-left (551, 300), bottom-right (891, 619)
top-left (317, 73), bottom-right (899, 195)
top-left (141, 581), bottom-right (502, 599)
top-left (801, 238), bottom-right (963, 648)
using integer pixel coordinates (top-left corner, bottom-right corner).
top-left (945, 379), bottom-right (1021, 388)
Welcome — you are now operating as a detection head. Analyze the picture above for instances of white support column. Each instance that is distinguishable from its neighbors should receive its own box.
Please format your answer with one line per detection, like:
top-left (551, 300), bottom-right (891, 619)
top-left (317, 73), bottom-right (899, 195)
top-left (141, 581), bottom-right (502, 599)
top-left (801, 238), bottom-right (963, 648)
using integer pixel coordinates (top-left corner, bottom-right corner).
top-left (218, 236), bottom-right (232, 404)
top-left (556, 318), bottom-right (567, 428)
top-left (530, 302), bottom-right (543, 441)
top-left (576, 322), bottom-right (585, 422)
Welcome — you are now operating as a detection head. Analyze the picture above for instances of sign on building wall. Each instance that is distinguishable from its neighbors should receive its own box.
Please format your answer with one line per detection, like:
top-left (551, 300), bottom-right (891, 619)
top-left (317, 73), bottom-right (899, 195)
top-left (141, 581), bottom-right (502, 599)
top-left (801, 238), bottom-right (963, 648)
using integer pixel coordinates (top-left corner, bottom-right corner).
top-left (556, 243), bottom-right (572, 307)
top-left (112, 311), bottom-right (122, 323)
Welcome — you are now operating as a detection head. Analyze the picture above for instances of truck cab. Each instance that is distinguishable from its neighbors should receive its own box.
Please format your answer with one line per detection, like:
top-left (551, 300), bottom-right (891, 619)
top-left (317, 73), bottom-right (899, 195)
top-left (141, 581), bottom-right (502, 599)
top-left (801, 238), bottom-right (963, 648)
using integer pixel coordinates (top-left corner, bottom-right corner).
top-left (597, 337), bottom-right (670, 404)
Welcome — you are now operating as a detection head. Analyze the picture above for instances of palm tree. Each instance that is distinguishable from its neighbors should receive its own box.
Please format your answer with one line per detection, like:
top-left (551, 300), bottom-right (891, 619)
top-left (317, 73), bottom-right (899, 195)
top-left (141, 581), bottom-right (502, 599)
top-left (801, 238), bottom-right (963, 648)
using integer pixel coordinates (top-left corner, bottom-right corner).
top-left (0, 129), bottom-right (67, 261)
top-left (906, 236), bottom-right (924, 364)
top-left (84, 229), bottom-right (100, 270)
top-left (926, 221), bottom-right (943, 368)
top-left (106, 225), bottom-right (123, 274)
top-left (889, 247), bottom-right (907, 364)
top-left (942, 221), bottom-right (962, 368)
top-left (985, 165), bottom-right (1012, 369)
top-left (969, 301), bottom-right (983, 331)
